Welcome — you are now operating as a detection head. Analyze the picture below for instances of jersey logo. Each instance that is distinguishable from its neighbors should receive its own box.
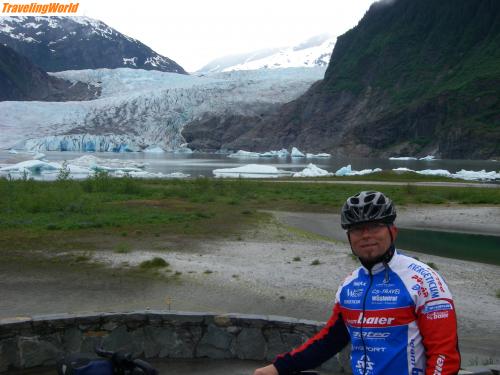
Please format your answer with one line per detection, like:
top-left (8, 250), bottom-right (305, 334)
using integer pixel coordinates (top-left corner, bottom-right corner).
top-left (355, 355), bottom-right (374, 375)
top-left (356, 313), bottom-right (395, 325)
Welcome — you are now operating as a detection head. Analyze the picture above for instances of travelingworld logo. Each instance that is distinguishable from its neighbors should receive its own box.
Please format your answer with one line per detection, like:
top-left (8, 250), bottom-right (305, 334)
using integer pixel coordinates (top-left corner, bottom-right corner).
top-left (2, 1), bottom-right (80, 14)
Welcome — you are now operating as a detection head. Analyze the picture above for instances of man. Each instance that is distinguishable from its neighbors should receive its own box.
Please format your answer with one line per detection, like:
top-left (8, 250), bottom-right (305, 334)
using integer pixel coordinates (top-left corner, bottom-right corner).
top-left (254, 191), bottom-right (460, 375)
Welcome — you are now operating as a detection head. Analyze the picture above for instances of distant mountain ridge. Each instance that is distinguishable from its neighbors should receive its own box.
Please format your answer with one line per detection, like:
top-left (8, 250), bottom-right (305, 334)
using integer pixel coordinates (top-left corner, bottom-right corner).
top-left (195, 0), bottom-right (500, 159)
top-left (0, 44), bottom-right (99, 101)
top-left (198, 34), bottom-right (335, 73)
top-left (0, 16), bottom-right (187, 73)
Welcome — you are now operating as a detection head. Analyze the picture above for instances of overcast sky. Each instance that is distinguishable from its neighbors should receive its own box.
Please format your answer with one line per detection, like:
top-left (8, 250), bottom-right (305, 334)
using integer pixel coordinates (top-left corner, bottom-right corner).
top-left (79, 0), bottom-right (377, 72)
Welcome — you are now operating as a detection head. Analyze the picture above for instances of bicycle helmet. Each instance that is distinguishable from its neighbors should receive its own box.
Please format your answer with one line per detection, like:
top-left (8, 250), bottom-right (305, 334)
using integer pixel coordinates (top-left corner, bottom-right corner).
top-left (341, 191), bottom-right (396, 229)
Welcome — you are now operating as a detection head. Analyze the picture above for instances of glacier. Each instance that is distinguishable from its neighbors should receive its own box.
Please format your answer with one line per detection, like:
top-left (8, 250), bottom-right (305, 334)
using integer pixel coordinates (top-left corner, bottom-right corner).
top-left (0, 67), bottom-right (326, 152)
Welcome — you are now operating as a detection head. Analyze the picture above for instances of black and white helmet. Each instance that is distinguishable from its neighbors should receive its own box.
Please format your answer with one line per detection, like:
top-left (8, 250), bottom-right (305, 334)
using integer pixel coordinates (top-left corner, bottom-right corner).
top-left (341, 191), bottom-right (396, 229)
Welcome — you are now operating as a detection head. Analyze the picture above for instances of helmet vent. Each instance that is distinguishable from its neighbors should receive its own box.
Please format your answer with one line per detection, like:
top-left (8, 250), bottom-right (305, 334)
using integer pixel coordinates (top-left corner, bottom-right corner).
top-left (340, 191), bottom-right (397, 229)
top-left (364, 193), bottom-right (375, 203)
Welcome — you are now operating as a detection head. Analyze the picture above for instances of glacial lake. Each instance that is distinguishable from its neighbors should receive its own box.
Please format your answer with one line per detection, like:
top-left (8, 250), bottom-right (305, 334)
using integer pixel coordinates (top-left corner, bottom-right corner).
top-left (1, 151), bottom-right (498, 178)
top-left (398, 229), bottom-right (500, 265)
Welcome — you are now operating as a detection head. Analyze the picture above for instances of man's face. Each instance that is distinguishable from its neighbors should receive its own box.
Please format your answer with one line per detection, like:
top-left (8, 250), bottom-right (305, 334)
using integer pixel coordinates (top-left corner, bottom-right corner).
top-left (348, 222), bottom-right (398, 262)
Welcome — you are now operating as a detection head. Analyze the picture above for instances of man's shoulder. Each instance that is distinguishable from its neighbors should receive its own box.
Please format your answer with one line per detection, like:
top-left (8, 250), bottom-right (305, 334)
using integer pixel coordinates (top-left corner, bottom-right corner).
top-left (393, 251), bottom-right (452, 300)
top-left (394, 251), bottom-right (441, 273)
top-left (338, 266), bottom-right (365, 288)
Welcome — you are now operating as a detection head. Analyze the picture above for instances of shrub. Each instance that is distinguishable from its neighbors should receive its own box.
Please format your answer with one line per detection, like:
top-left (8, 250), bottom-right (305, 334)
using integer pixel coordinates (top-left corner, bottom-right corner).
top-left (57, 161), bottom-right (71, 181)
top-left (140, 257), bottom-right (169, 269)
top-left (427, 262), bottom-right (439, 270)
top-left (114, 243), bottom-right (131, 254)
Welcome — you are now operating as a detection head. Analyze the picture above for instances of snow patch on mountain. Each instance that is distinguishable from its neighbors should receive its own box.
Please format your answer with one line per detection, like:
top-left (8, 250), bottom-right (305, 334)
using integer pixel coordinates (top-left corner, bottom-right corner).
top-left (0, 16), bottom-right (186, 73)
top-left (199, 34), bottom-right (336, 73)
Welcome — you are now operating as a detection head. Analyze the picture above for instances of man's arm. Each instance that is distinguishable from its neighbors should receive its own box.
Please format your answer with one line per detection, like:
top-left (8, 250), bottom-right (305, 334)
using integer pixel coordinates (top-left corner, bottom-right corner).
top-left (416, 270), bottom-right (460, 375)
top-left (270, 303), bottom-right (350, 375)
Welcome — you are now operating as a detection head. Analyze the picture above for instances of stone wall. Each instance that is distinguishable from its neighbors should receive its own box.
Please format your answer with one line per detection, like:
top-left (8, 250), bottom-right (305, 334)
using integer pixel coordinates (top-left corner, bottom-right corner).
top-left (0, 311), bottom-right (349, 373)
top-left (1, 311), bottom-right (496, 375)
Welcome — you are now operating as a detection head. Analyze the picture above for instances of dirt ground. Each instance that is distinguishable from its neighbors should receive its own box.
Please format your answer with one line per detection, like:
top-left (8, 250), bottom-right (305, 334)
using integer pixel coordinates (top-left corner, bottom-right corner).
top-left (1, 205), bottom-right (499, 367)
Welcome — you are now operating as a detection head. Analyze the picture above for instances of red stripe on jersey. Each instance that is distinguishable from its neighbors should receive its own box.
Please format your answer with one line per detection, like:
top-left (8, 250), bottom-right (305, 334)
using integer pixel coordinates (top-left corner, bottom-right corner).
top-left (289, 302), bottom-right (343, 356)
top-left (341, 306), bottom-right (416, 328)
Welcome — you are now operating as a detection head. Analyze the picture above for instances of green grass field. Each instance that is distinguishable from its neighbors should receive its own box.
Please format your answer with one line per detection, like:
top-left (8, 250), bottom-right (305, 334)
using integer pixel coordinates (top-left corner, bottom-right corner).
top-left (0, 174), bottom-right (498, 253)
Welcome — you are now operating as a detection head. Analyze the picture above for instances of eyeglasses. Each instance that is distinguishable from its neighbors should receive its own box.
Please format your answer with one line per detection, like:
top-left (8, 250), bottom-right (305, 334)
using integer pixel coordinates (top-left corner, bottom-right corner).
top-left (347, 222), bottom-right (388, 236)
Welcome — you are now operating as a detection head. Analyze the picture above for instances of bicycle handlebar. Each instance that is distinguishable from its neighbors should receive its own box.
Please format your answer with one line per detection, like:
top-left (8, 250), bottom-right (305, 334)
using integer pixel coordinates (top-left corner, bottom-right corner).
top-left (94, 347), bottom-right (158, 375)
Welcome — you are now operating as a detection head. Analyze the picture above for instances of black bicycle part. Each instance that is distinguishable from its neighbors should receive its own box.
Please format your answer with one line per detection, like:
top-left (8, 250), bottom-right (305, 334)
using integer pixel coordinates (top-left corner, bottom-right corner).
top-left (94, 347), bottom-right (158, 375)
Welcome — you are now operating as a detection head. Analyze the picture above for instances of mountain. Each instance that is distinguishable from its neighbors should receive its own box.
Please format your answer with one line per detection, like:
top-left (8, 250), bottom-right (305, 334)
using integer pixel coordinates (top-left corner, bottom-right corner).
top-left (0, 16), bottom-right (187, 73)
top-left (198, 34), bottom-right (335, 73)
top-left (0, 67), bottom-right (325, 151)
top-left (198, 0), bottom-right (500, 159)
top-left (196, 47), bottom-right (282, 74)
top-left (0, 44), bottom-right (99, 101)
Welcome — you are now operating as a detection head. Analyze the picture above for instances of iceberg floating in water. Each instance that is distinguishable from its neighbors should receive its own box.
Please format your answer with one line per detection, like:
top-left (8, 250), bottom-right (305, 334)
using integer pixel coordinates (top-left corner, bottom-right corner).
top-left (293, 163), bottom-right (333, 177)
top-left (113, 170), bottom-right (190, 179)
top-left (259, 149), bottom-right (290, 158)
top-left (165, 172), bottom-right (191, 178)
top-left (306, 153), bottom-right (331, 158)
top-left (416, 169), bottom-right (452, 177)
top-left (334, 165), bottom-right (353, 176)
top-left (143, 146), bottom-right (165, 153)
top-left (213, 164), bottom-right (290, 178)
top-left (391, 168), bottom-right (500, 181)
top-left (228, 150), bottom-right (261, 158)
top-left (389, 156), bottom-right (418, 160)
top-left (290, 147), bottom-right (305, 158)
top-left (227, 148), bottom-right (329, 159)
top-left (335, 165), bottom-right (382, 176)
top-left (419, 155), bottom-right (436, 161)
top-left (0, 155), bottom-right (190, 181)
top-left (229, 149), bottom-right (290, 158)
top-left (453, 169), bottom-right (500, 180)
top-left (355, 168), bottom-right (383, 175)
top-left (0, 159), bottom-right (60, 173)
top-left (393, 167), bottom-right (414, 172)
top-left (173, 147), bottom-right (193, 154)
top-left (69, 155), bottom-right (146, 171)
top-left (390, 155), bottom-right (436, 161)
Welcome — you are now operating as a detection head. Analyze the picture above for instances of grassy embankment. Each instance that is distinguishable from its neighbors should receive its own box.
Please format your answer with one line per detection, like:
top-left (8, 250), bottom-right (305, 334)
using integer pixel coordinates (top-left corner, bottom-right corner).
top-left (1, 172), bottom-right (498, 255)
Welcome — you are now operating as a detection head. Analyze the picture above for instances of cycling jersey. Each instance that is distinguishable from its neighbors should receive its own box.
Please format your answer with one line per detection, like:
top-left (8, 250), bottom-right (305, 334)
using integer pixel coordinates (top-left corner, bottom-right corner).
top-left (273, 250), bottom-right (460, 375)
